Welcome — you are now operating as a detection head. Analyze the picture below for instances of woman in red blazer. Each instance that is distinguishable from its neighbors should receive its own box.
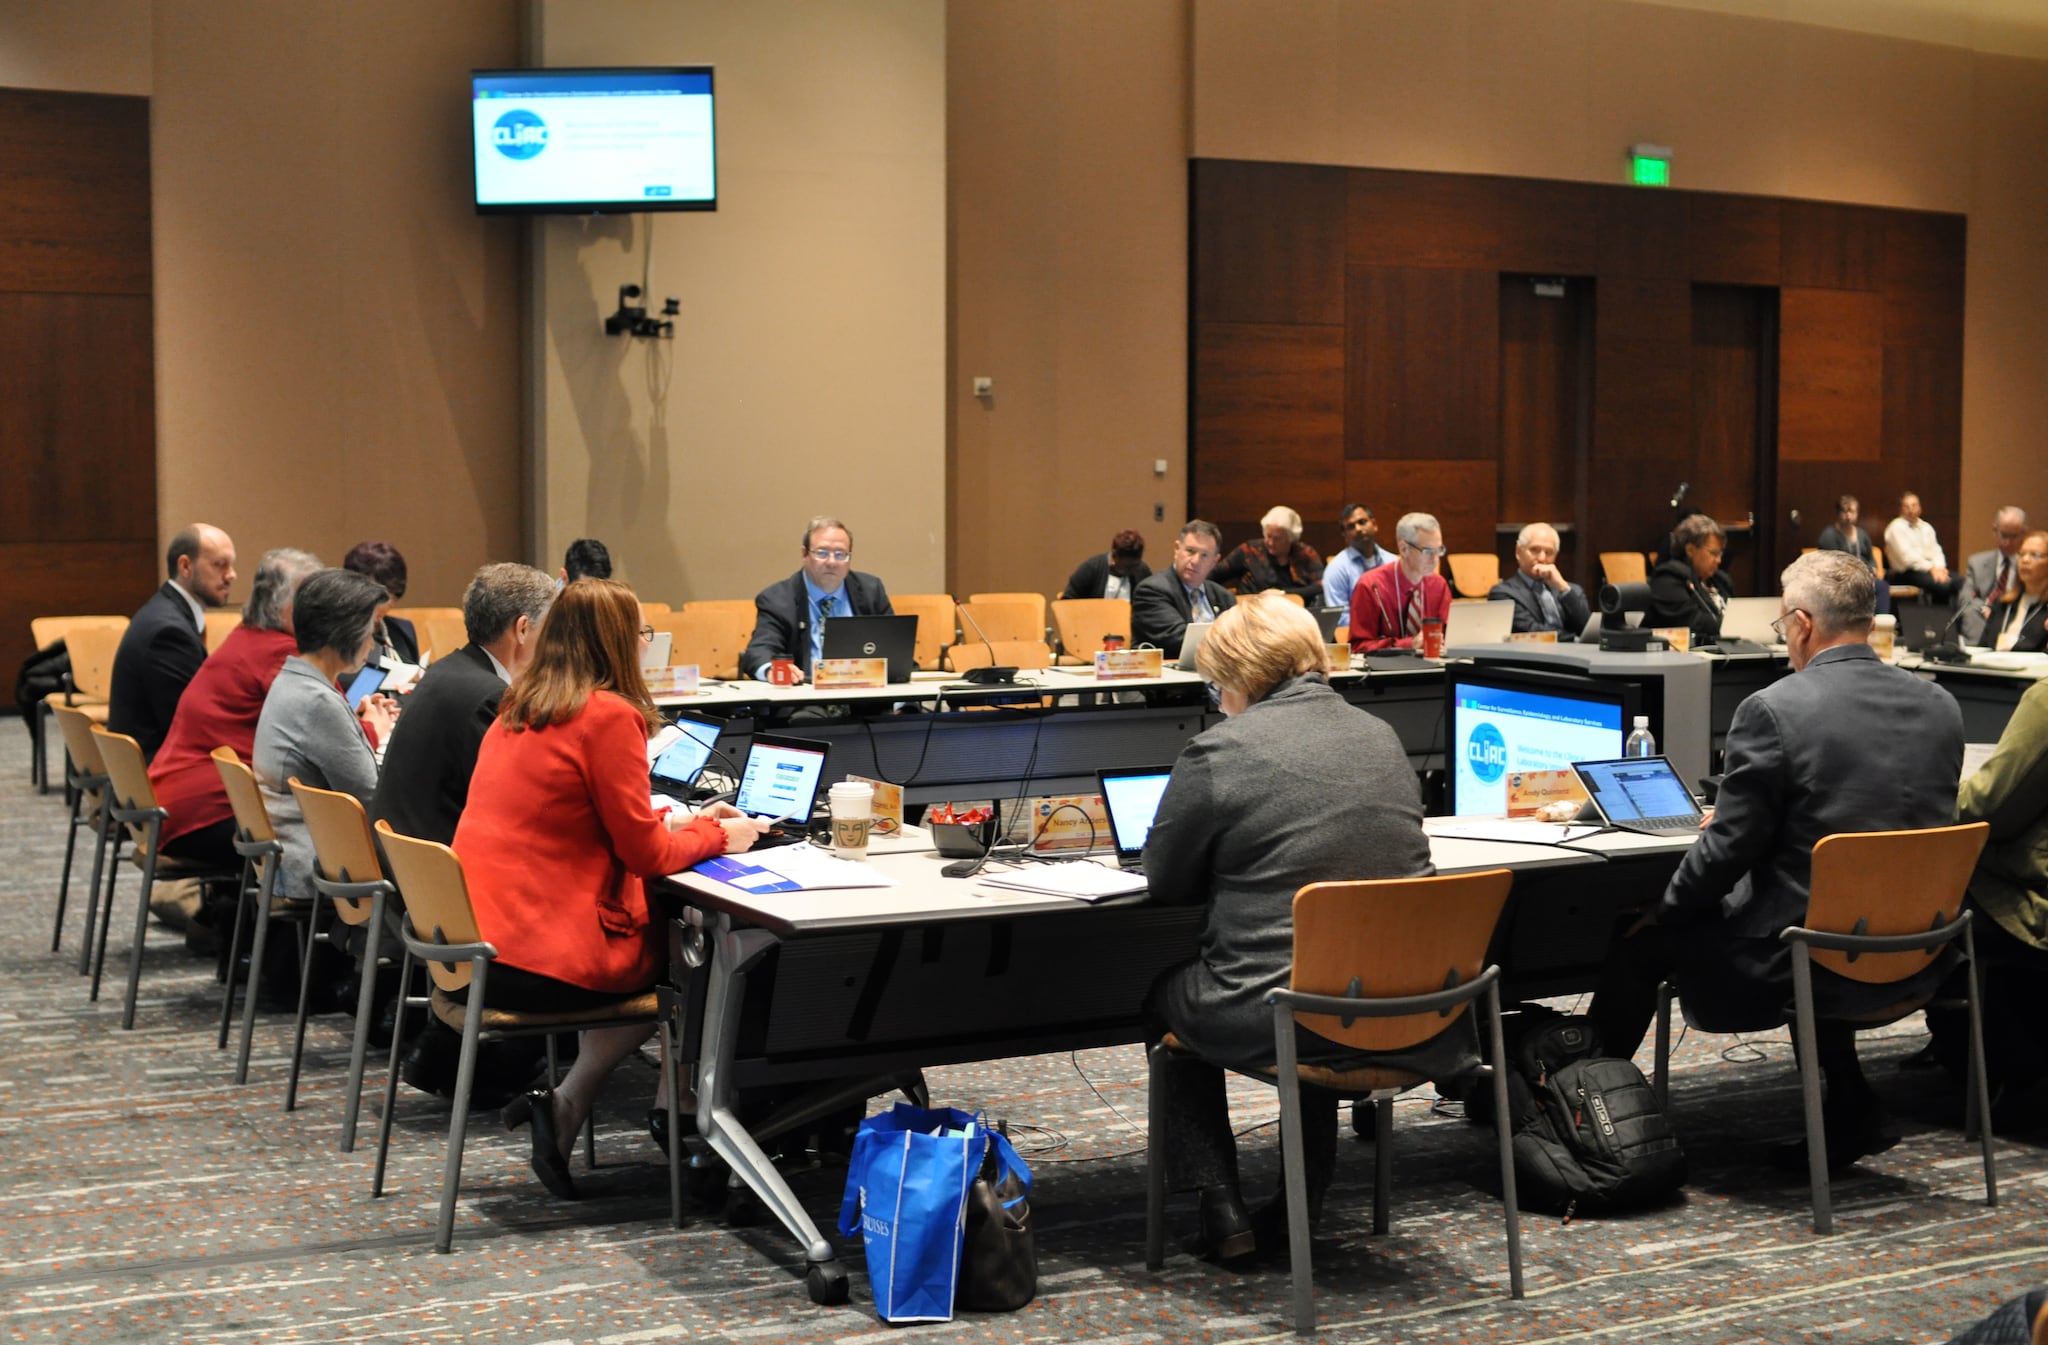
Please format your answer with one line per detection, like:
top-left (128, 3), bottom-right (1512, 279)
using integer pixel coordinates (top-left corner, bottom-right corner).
top-left (453, 578), bottom-right (764, 1199)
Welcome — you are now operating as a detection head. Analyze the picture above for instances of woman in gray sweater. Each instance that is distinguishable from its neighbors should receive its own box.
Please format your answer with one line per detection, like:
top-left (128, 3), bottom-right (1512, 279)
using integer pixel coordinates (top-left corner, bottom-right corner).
top-left (1146, 594), bottom-right (1441, 1262)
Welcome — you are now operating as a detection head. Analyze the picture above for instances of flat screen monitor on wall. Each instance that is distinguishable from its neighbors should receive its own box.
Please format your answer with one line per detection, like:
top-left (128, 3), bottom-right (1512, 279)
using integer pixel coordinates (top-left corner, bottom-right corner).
top-left (472, 67), bottom-right (716, 214)
top-left (1445, 665), bottom-right (1634, 817)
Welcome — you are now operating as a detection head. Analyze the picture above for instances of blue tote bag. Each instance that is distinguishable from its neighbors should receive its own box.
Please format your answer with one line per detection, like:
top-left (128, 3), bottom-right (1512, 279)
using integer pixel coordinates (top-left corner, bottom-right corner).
top-left (837, 1103), bottom-right (985, 1323)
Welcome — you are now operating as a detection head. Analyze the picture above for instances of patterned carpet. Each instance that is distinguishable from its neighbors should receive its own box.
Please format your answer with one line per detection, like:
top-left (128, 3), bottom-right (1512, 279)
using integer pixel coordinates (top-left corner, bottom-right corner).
top-left (3, 718), bottom-right (2044, 1343)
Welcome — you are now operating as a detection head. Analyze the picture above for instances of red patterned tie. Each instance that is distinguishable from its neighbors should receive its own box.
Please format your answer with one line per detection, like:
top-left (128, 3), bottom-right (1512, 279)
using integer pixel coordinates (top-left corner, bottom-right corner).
top-left (1405, 580), bottom-right (1424, 637)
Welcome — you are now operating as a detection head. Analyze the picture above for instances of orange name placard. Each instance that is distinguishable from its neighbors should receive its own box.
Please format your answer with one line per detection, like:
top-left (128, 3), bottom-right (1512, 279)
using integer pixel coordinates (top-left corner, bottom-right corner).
top-left (1505, 768), bottom-right (1589, 821)
top-left (1506, 631), bottom-right (1558, 645)
top-left (813, 657), bottom-right (888, 689)
top-left (847, 775), bottom-right (903, 836)
top-left (646, 664), bottom-right (701, 696)
top-left (1095, 647), bottom-right (1164, 680)
top-left (1002, 794), bottom-right (1112, 852)
top-left (1652, 626), bottom-right (1691, 653)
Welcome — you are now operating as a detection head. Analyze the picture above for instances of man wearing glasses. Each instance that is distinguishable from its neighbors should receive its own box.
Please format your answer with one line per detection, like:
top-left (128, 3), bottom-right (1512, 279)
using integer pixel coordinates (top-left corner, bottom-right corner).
top-left (743, 516), bottom-right (895, 684)
top-left (1590, 550), bottom-right (1963, 1169)
top-left (1958, 506), bottom-right (2031, 645)
top-left (1347, 512), bottom-right (1451, 652)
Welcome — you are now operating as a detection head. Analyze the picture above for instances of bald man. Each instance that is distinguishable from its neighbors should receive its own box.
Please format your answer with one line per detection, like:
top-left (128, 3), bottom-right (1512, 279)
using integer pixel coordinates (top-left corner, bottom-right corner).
top-left (108, 523), bottom-right (237, 761)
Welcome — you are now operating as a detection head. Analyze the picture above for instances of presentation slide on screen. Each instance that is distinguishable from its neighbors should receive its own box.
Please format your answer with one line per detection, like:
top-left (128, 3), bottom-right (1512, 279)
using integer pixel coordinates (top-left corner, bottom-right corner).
top-left (1452, 684), bottom-right (1625, 815)
top-left (736, 746), bottom-right (823, 819)
top-left (474, 73), bottom-right (714, 206)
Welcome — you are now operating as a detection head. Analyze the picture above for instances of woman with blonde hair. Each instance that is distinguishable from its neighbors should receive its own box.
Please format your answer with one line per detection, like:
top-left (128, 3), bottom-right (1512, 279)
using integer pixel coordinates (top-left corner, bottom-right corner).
top-left (452, 578), bottom-right (764, 1200)
top-left (1144, 594), bottom-right (1440, 1261)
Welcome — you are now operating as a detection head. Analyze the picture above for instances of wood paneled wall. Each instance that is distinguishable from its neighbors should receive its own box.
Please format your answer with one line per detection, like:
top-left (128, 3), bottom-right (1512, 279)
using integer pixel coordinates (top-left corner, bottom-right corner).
top-left (1191, 160), bottom-right (1966, 597)
top-left (0, 87), bottom-right (155, 704)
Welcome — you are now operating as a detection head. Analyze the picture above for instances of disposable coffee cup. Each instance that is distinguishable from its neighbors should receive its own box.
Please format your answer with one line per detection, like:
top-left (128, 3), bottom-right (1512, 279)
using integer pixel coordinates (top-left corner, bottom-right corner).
top-left (1420, 616), bottom-right (1445, 659)
top-left (1869, 612), bottom-right (1897, 662)
top-left (768, 659), bottom-right (799, 686)
top-left (828, 780), bottom-right (874, 861)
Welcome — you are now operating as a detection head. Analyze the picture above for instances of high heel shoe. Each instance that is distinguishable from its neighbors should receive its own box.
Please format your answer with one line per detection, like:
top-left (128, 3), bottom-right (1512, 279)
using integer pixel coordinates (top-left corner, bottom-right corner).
top-left (503, 1088), bottom-right (579, 1200)
top-left (1189, 1186), bottom-right (1256, 1262)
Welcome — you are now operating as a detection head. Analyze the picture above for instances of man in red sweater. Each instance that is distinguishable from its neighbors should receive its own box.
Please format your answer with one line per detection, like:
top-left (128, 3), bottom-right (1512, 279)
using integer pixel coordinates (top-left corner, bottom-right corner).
top-left (1348, 512), bottom-right (1451, 652)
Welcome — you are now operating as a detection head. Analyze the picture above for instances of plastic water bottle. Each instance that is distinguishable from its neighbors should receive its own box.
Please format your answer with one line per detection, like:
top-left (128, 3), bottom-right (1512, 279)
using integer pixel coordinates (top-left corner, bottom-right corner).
top-left (1624, 715), bottom-right (1657, 758)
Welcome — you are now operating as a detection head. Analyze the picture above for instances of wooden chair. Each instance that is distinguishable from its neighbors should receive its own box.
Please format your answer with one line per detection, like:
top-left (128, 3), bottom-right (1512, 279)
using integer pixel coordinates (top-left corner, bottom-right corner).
top-left (419, 614), bottom-right (468, 664)
top-left (47, 704), bottom-right (113, 965)
top-left (1598, 551), bottom-right (1648, 586)
top-left (652, 608), bottom-right (742, 680)
top-left (210, 748), bottom-right (295, 1085)
top-left (680, 599), bottom-right (758, 679)
top-left (943, 636), bottom-right (1052, 673)
top-left (890, 593), bottom-right (958, 670)
top-left (88, 726), bottom-right (240, 1030)
top-left (1145, 870), bottom-right (1523, 1333)
top-left (1652, 822), bottom-right (1994, 1234)
top-left (372, 821), bottom-right (661, 1252)
top-left (1447, 552), bottom-right (1500, 599)
top-left (1049, 598), bottom-right (1131, 665)
top-left (27, 614), bottom-right (127, 791)
top-left (965, 592), bottom-right (1047, 642)
top-left (203, 610), bottom-right (240, 652)
top-left (291, 778), bottom-right (401, 1151)
top-left (1873, 544), bottom-right (1921, 602)
top-left (638, 601), bottom-right (672, 618)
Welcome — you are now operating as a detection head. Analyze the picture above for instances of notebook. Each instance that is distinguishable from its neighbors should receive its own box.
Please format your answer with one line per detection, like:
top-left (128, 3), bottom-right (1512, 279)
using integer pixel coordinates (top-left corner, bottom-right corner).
top-left (648, 712), bottom-right (725, 793)
top-left (1571, 756), bottom-right (1705, 836)
top-left (731, 733), bottom-right (831, 849)
top-left (1097, 765), bottom-right (1173, 870)
top-left (820, 614), bottom-right (918, 683)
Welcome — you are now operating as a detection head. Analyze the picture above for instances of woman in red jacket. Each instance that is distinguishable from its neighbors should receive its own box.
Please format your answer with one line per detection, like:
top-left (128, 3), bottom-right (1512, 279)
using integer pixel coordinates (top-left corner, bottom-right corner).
top-left (453, 578), bottom-right (764, 1199)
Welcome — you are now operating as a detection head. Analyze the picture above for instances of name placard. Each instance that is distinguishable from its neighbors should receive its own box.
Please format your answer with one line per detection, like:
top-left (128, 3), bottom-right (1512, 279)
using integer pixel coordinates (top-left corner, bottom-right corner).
top-left (1000, 794), bottom-right (1112, 852)
top-left (1094, 647), bottom-right (1164, 680)
top-left (645, 664), bottom-right (701, 696)
top-left (1652, 626), bottom-right (1692, 653)
top-left (1506, 631), bottom-right (1558, 645)
top-left (1506, 768), bottom-right (1588, 820)
top-left (847, 775), bottom-right (903, 836)
top-left (814, 657), bottom-right (888, 689)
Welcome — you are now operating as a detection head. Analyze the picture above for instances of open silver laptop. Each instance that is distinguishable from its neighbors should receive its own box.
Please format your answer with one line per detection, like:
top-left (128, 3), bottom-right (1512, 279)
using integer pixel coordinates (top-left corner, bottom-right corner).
top-left (1571, 756), bottom-right (1704, 836)
top-left (1447, 599), bottom-right (1517, 644)
top-left (1177, 621), bottom-right (1213, 672)
top-left (1717, 596), bottom-right (1781, 646)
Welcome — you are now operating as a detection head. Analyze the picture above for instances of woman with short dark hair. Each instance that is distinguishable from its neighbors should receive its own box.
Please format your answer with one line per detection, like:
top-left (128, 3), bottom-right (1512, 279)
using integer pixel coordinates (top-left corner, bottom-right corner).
top-left (343, 540), bottom-right (420, 665)
top-left (1649, 513), bottom-right (1734, 646)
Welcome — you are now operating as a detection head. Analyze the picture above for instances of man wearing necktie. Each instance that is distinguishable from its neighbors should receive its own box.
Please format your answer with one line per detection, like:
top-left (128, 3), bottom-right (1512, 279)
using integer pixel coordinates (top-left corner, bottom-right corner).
top-left (1958, 506), bottom-right (2030, 645)
top-left (1488, 521), bottom-right (1590, 639)
top-left (1131, 520), bottom-right (1237, 658)
top-left (743, 516), bottom-right (896, 682)
top-left (1348, 512), bottom-right (1452, 652)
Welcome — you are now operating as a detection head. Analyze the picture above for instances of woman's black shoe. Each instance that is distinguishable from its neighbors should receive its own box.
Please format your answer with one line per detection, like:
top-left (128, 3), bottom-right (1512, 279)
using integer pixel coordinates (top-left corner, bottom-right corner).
top-left (1188, 1186), bottom-right (1256, 1262)
top-left (503, 1089), bottom-right (580, 1200)
top-left (646, 1107), bottom-right (700, 1154)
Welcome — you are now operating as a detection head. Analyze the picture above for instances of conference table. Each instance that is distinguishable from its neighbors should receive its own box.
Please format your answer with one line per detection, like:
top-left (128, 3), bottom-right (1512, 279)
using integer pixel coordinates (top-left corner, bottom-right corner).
top-left (653, 821), bottom-right (1691, 1303)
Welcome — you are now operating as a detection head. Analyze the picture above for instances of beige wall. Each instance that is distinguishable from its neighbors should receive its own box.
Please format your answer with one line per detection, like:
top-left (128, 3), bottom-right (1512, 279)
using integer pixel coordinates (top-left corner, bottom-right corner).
top-left (150, 1), bottom-right (523, 607)
top-left (531, 0), bottom-right (946, 605)
top-left (0, 0), bottom-right (152, 95)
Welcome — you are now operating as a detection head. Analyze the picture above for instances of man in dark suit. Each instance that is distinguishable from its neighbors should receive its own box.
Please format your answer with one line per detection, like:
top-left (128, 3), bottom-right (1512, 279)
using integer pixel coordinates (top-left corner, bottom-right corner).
top-left (1487, 521), bottom-right (1589, 639)
top-left (742, 517), bottom-right (894, 683)
top-left (108, 523), bottom-right (237, 761)
top-left (1131, 519), bottom-right (1236, 658)
top-left (1060, 528), bottom-right (1150, 601)
top-left (1590, 550), bottom-right (1964, 1166)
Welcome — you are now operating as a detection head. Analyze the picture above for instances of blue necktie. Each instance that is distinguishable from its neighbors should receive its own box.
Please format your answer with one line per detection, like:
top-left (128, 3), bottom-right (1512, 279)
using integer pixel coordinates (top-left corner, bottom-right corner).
top-left (812, 593), bottom-right (834, 667)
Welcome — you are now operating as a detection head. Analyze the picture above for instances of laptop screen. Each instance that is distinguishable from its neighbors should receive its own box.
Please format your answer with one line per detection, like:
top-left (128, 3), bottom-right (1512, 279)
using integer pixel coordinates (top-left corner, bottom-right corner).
top-left (650, 714), bottom-right (724, 788)
top-left (1572, 757), bottom-right (1699, 823)
top-left (733, 734), bottom-right (829, 820)
top-left (1099, 768), bottom-right (1173, 856)
top-left (820, 614), bottom-right (917, 682)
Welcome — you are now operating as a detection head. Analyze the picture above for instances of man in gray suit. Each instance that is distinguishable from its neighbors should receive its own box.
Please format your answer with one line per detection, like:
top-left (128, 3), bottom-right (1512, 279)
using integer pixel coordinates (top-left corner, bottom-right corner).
top-left (1957, 506), bottom-right (2030, 644)
top-left (1590, 550), bottom-right (1963, 1167)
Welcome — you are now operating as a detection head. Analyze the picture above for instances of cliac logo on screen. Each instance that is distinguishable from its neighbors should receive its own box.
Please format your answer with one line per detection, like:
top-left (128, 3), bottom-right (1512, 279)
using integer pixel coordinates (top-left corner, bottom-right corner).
top-left (1465, 722), bottom-right (1508, 783)
top-left (492, 109), bottom-right (548, 159)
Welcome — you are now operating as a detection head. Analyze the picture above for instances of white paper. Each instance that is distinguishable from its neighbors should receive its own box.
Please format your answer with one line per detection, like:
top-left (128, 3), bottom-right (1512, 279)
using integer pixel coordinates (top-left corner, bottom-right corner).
top-left (747, 843), bottom-right (896, 890)
top-left (647, 724), bottom-right (685, 765)
top-left (976, 860), bottom-right (1149, 901)
top-left (1962, 743), bottom-right (2000, 777)
top-left (1425, 819), bottom-right (1603, 844)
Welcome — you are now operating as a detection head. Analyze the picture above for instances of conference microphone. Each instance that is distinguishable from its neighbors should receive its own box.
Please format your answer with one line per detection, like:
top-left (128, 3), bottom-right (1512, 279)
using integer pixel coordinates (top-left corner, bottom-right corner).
top-left (954, 602), bottom-right (1018, 685)
top-left (1923, 602), bottom-right (1975, 665)
top-left (1669, 481), bottom-right (1689, 510)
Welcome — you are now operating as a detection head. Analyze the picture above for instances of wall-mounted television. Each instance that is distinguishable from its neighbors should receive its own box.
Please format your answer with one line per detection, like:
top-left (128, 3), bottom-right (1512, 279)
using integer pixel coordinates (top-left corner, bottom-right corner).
top-left (471, 67), bottom-right (716, 214)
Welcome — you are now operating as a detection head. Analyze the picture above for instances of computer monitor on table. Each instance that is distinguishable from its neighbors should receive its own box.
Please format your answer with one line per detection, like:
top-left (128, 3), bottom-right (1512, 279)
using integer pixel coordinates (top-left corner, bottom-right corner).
top-left (1445, 665), bottom-right (1633, 816)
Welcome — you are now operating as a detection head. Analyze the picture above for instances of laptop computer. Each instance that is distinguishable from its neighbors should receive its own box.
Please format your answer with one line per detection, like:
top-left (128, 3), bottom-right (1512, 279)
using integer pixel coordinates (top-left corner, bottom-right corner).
top-left (821, 613), bottom-right (917, 683)
top-left (1310, 605), bottom-right (1346, 642)
top-left (1571, 756), bottom-right (1705, 836)
top-left (1177, 621), bottom-right (1213, 672)
top-left (1896, 602), bottom-right (1958, 652)
top-left (731, 732), bottom-right (831, 848)
top-left (639, 629), bottom-right (673, 671)
top-left (1097, 766), bottom-right (1173, 871)
top-left (649, 712), bottom-right (726, 794)
top-left (1715, 596), bottom-right (1781, 647)
top-left (1447, 599), bottom-right (1516, 645)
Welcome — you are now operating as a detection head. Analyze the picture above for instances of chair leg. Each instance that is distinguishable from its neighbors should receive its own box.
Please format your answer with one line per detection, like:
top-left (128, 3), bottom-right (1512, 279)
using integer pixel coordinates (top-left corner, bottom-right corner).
top-left (1652, 981), bottom-right (1674, 1110)
top-left (235, 860), bottom-right (281, 1084)
top-left (52, 784), bottom-right (84, 953)
top-left (218, 857), bottom-right (255, 1053)
top-left (285, 899), bottom-right (325, 1111)
top-left (89, 833), bottom-right (124, 999)
top-left (1372, 1097), bottom-right (1392, 1235)
top-left (1272, 1011), bottom-right (1314, 1337)
top-left (1961, 924), bottom-right (1998, 1208)
top-left (371, 949), bottom-right (415, 1197)
top-left (77, 810), bottom-right (112, 976)
top-left (1788, 948), bottom-right (1832, 1234)
top-left (435, 966), bottom-right (488, 1254)
top-left (662, 1011), bottom-right (684, 1228)
top-left (120, 824), bottom-right (162, 1030)
top-left (1486, 983), bottom-right (1525, 1299)
top-left (340, 892), bottom-right (385, 1154)
top-left (1143, 1041), bottom-right (1168, 1271)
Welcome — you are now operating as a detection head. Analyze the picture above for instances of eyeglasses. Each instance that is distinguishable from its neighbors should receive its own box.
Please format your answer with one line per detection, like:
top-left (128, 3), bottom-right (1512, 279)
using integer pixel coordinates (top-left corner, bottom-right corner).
top-left (808, 548), bottom-right (851, 563)
top-left (1402, 541), bottom-right (1447, 559)
top-left (1769, 609), bottom-right (1809, 641)
top-left (638, 625), bottom-right (656, 642)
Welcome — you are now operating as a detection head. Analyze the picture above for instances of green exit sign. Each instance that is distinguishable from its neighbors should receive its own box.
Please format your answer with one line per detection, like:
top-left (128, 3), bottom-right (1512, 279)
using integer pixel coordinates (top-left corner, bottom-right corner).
top-left (1629, 144), bottom-right (1672, 187)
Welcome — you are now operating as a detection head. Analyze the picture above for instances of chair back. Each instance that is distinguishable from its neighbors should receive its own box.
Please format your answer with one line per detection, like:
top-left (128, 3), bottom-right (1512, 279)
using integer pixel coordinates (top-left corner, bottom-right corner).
top-left (1804, 823), bottom-right (1990, 983)
top-left (30, 614), bottom-right (127, 652)
top-left (61, 621), bottom-right (126, 701)
top-left (203, 611), bottom-right (241, 653)
top-left (1448, 552), bottom-right (1500, 599)
top-left (892, 593), bottom-right (959, 670)
top-left (50, 703), bottom-right (109, 777)
top-left (945, 637), bottom-right (1053, 672)
top-left (1049, 598), bottom-right (1131, 658)
top-left (374, 821), bottom-right (486, 991)
top-left (958, 597), bottom-right (1044, 645)
top-left (638, 601), bottom-right (672, 617)
top-left (1289, 869), bottom-right (1513, 1052)
top-left (290, 778), bottom-right (390, 928)
top-left (419, 614), bottom-right (468, 664)
top-left (650, 608), bottom-right (737, 679)
top-left (1598, 551), bottom-right (1648, 586)
top-left (210, 747), bottom-right (277, 845)
top-left (680, 599), bottom-right (758, 679)
top-left (91, 726), bottom-right (161, 848)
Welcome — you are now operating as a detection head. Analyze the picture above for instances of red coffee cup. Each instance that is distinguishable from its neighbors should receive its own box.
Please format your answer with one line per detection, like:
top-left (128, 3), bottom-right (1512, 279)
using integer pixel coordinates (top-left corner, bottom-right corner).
top-left (1420, 617), bottom-right (1445, 659)
top-left (768, 658), bottom-right (799, 686)
top-left (1102, 635), bottom-right (1126, 652)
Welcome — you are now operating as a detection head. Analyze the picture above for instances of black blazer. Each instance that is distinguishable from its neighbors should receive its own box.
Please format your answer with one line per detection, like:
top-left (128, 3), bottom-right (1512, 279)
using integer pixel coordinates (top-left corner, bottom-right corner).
top-left (1060, 552), bottom-right (1151, 601)
top-left (741, 570), bottom-right (894, 678)
top-left (368, 644), bottom-right (506, 847)
top-left (381, 615), bottom-right (421, 667)
top-left (1130, 570), bottom-right (1236, 658)
top-left (1647, 559), bottom-right (1734, 647)
top-left (107, 582), bottom-right (209, 761)
top-left (1983, 596), bottom-right (2048, 653)
top-left (1486, 573), bottom-right (1591, 639)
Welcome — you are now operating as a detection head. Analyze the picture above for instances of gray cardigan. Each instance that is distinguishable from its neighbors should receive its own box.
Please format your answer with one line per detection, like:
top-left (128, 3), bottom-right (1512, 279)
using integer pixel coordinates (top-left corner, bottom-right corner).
top-left (1144, 674), bottom-right (1434, 1068)
top-left (253, 656), bottom-right (380, 903)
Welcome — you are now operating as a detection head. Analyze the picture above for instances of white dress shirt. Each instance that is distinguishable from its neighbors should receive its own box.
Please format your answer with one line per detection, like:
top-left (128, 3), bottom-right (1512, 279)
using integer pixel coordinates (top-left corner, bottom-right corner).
top-left (1882, 517), bottom-right (1947, 574)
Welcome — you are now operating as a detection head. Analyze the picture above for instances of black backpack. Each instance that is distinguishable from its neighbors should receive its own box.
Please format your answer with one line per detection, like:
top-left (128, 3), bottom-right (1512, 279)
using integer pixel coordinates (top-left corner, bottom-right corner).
top-left (1503, 1008), bottom-right (1687, 1217)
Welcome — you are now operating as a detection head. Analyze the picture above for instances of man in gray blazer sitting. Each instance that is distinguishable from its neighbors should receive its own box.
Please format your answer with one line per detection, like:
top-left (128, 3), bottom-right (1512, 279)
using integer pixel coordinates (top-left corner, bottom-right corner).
top-left (1957, 506), bottom-right (2030, 645)
top-left (1487, 521), bottom-right (1589, 639)
top-left (1590, 550), bottom-right (1963, 1168)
